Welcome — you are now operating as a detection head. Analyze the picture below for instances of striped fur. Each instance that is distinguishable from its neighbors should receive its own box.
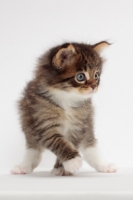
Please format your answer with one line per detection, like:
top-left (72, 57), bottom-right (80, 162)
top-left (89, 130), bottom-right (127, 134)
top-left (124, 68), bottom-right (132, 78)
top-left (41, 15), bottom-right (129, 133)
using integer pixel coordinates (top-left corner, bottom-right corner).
top-left (18, 41), bottom-right (109, 174)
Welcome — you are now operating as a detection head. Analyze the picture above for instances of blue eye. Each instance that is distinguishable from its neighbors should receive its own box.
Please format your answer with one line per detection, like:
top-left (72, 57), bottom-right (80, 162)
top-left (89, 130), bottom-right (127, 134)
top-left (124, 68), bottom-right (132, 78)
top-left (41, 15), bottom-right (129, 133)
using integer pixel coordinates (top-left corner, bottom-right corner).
top-left (76, 73), bottom-right (85, 81)
top-left (94, 72), bottom-right (99, 81)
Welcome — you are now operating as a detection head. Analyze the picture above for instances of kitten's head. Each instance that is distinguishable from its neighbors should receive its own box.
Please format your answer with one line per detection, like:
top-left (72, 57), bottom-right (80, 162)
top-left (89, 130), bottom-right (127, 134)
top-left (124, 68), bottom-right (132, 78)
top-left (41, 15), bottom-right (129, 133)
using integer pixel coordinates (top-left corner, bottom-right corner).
top-left (36, 41), bottom-right (109, 101)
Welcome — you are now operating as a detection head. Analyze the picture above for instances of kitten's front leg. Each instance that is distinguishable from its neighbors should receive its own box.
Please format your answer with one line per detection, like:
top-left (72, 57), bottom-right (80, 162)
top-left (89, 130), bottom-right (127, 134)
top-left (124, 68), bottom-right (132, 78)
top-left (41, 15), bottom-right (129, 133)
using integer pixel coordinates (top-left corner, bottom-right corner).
top-left (43, 132), bottom-right (82, 174)
top-left (51, 158), bottom-right (73, 176)
top-left (82, 145), bottom-right (117, 173)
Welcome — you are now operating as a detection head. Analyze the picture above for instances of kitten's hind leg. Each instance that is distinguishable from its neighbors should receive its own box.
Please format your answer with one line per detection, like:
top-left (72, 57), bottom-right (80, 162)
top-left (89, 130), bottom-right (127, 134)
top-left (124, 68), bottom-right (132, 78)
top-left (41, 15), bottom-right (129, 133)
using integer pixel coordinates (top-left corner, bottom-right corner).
top-left (82, 145), bottom-right (117, 173)
top-left (51, 158), bottom-right (73, 176)
top-left (11, 148), bottom-right (42, 174)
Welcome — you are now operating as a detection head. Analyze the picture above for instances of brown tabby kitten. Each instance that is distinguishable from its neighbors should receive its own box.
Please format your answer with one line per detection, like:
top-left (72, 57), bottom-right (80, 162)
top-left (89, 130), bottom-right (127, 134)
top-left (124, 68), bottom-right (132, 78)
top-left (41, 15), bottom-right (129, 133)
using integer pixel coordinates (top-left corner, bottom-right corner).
top-left (11, 41), bottom-right (116, 175)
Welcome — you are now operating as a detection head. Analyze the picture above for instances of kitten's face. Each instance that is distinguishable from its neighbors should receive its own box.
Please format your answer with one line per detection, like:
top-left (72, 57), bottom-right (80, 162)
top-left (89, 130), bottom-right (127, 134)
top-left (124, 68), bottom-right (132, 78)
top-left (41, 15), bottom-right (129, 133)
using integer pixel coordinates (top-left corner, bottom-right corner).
top-left (73, 67), bottom-right (100, 95)
top-left (37, 42), bottom-right (109, 98)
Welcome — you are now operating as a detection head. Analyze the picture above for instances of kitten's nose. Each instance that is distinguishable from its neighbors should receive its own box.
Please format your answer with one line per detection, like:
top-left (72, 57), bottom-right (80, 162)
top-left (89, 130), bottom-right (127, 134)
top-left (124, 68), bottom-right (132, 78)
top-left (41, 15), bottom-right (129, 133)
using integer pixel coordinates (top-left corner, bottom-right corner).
top-left (90, 84), bottom-right (97, 90)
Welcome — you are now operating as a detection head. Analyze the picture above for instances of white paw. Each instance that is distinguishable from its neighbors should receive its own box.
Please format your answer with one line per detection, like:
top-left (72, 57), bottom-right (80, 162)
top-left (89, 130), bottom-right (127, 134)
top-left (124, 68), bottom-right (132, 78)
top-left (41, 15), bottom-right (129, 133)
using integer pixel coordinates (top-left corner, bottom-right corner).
top-left (63, 156), bottom-right (82, 174)
top-left (10, 165), bottom-right (32, 174)
top-left (96, 163), bottom-right (117, 173)
top-left (51, 167), bottom-right (73, 176)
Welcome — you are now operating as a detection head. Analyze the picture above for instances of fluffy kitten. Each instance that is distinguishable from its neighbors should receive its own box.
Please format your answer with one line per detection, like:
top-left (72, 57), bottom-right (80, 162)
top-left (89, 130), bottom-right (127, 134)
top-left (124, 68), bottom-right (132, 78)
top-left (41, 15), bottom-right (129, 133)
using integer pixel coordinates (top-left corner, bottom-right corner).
top-left (11, 41), bottom-right (116, 175)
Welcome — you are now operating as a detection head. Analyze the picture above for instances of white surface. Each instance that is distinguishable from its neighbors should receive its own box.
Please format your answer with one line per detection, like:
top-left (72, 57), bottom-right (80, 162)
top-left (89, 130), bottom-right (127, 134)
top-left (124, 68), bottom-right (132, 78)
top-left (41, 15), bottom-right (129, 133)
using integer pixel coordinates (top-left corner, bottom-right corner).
top-left (1, 0), bottom-right (133, 171)
top-left (1, 168), bottom-right (133, 200)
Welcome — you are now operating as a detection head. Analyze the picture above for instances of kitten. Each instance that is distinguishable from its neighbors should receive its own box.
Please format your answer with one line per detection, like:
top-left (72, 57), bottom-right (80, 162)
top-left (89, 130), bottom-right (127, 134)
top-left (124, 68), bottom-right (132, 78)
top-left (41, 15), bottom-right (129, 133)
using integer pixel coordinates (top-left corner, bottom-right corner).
top-left (11, 41), bottom-right (116, 175)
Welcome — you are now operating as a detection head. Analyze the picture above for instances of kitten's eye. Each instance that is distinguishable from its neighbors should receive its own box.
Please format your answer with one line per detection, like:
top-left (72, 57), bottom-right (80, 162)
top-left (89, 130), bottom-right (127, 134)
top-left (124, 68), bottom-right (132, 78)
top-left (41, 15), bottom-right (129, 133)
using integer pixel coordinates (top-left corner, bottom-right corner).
top-left (76, 73), bottom-right (85, 82)
top-left (94, 72), bottom-right (99, 80)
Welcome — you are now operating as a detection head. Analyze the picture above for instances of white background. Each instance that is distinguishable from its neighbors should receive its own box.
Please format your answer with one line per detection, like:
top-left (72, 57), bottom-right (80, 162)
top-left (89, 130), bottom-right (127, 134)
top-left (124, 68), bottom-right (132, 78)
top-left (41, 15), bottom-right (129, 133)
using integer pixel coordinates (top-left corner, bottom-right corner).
top-left (0, 0), bottom-right (133, 171)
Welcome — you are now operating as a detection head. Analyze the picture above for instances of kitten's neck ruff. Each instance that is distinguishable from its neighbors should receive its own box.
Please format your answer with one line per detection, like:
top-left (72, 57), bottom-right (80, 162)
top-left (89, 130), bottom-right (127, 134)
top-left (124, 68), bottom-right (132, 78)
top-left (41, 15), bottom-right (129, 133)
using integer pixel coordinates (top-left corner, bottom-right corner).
top-left (47, 89), bottom-right (92, 110)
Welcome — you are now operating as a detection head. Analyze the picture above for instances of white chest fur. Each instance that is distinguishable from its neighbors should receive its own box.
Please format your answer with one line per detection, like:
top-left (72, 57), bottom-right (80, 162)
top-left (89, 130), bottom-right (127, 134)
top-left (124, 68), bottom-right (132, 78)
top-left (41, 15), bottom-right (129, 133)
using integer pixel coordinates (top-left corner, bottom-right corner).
top-left (60, 108), bottom-right (81, 136)
top-left (49, 89), bottom-right (90, 136)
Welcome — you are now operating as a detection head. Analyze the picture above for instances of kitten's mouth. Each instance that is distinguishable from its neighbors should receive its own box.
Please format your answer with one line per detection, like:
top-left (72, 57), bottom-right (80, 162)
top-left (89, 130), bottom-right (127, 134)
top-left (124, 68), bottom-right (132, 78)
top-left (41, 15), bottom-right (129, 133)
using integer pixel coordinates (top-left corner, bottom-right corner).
top-left (86, 87), bottom-right (98, 95)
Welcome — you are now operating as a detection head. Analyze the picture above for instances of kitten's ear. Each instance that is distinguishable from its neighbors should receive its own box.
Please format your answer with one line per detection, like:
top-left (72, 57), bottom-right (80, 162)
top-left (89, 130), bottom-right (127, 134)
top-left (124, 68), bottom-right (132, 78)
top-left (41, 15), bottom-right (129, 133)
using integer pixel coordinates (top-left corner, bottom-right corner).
top-left (93, 41), bottom-right (110, 54)
top-left (52, 44), bottom-right (76, 69)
